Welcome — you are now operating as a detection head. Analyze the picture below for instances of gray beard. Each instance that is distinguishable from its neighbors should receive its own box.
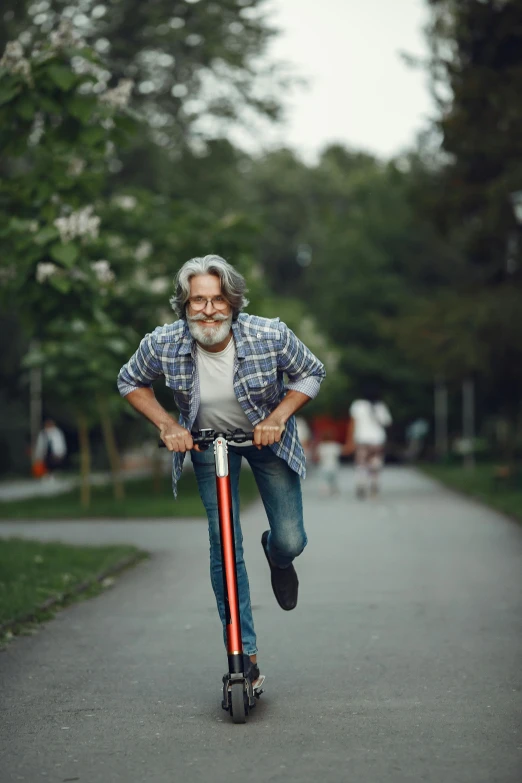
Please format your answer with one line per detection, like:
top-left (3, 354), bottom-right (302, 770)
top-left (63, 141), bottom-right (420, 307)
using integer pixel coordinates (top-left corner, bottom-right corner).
top-left (187, 313), bottom-right (233, 347)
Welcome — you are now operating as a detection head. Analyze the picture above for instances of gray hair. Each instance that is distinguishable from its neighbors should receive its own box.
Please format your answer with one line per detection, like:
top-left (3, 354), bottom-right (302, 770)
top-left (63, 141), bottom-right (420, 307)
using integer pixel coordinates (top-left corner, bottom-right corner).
top-left (170, 254), bottom-right (249, 320)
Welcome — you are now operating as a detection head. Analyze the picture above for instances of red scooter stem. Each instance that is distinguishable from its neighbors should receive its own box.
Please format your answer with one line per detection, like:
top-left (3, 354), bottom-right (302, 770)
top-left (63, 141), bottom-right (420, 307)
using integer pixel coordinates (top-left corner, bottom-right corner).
top-left (216, 473), bottom-right (243, 656)
top-left (213, 435), bottom-right (244, 669)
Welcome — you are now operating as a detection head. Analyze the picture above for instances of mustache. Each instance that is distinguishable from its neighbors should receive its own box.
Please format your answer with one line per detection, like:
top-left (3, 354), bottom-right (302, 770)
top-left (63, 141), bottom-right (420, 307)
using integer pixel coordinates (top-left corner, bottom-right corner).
top-left (188, 312), bottom-right (230, 323)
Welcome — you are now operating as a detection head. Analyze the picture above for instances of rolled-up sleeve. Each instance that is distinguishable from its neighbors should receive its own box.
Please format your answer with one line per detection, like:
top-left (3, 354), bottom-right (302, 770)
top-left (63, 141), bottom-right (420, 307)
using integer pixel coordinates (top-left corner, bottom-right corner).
top-left (117, 331), bottom-right (164, 397)
top-left (276, 322), bottom-right (326, 399)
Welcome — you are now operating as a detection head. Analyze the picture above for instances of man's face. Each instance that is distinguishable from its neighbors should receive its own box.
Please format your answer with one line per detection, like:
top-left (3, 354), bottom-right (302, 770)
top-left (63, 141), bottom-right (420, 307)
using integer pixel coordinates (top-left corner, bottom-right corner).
top-left (186, 274), bottom-right (233, 348)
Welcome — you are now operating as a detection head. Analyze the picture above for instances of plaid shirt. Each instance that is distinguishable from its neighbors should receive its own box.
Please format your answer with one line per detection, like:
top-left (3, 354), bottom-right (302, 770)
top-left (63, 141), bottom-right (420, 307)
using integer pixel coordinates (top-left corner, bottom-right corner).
top-left (117, 313), bottom-right (326, 496)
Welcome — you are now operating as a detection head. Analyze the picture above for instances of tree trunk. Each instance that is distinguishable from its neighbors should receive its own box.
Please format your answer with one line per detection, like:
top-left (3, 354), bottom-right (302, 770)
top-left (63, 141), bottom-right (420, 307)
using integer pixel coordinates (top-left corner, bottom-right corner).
top-left (96, 394), bottom-right (125, 501)
top-left (462, 378), bottom-right (475, 471)
top-left (77, 412), bottom-right (91, 508)
top-left (29, 340), bottom-right (42, 459)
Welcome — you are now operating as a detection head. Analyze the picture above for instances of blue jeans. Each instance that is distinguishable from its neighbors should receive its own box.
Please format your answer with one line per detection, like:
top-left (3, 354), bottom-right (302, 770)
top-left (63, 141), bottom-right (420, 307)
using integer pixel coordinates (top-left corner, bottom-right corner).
top-left (190, 445), bottom-right (307, 656)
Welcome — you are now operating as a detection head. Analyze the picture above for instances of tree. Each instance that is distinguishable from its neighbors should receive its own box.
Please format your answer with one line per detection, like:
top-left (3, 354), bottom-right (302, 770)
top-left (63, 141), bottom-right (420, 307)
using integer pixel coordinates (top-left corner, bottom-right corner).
top-left (241, 145), bottom-right (438, 421)
top-left (393, 0), bottom-right (522, 452)
top-left (0, 23), bottom-right (136, 331)
top-left (0, 0), bottom-right (293, 174)
top-left (0, 22), bottom-right (141, 490)
top-left (23, 311), bottom-right (135, 506)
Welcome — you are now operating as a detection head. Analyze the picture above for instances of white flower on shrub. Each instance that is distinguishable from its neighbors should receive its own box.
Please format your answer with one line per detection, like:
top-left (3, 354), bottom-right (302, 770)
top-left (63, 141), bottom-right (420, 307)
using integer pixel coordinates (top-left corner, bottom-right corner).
top-left (113, 194), bottom-right (137, 211)
top-left (135, 240), bottom-right (152, 261)
top-left (49, 20), bottom-right (83, 50)
top-left (71, 318), bottom-right (87, 333)
top-left (100, 78), bottom-right (134, 109)
top-left (91, 260), bottom-right (115, 284)
top-left (54, 205), bottom-right (100, 243)
top-left (28, 112), bottom-right (45, 147)
top-left (150, 277), bottom-right (169, 294)
top-left (0, 40), bottom-right (33, 85)
top-left (36, 263), bottom-right (59, 283)
top-left (72, 56), bottom-right (109, 93)
top-left (67, 157), bottom-right (85, 176)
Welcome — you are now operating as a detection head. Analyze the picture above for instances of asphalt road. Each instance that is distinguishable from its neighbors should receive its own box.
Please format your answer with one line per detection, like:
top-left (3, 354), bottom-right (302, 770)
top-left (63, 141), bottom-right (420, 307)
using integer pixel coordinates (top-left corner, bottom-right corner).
top-left (0, 467), bottom-right (521, 783)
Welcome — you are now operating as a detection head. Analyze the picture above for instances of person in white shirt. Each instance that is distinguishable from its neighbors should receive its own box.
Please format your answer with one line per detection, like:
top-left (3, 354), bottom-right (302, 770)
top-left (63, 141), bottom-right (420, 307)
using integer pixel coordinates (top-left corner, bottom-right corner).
top-left (316, 429), bottom-right (342, 495)
top-left (349, 388), bottom-right (392, 498)
top-left (33, 418), bottom-right (67, 478)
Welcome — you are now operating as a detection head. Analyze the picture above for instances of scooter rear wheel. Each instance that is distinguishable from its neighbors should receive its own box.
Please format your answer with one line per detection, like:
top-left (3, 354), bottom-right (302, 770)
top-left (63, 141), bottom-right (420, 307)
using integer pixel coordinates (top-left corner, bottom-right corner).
top-left (230, 682), bottom-right (247, 724)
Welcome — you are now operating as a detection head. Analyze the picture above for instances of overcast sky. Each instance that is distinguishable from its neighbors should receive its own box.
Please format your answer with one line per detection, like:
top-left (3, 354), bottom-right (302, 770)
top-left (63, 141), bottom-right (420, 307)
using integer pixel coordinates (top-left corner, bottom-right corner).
top-left (243, 0), bottom-right (434, 162)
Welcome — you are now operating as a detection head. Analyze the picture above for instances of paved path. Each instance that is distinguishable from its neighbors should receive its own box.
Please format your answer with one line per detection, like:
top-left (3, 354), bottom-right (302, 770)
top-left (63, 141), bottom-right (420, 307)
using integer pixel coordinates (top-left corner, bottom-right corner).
top-left (0, 467), bottom-right (521, 783)
top-left (0, 466), bottom-right (159, 502)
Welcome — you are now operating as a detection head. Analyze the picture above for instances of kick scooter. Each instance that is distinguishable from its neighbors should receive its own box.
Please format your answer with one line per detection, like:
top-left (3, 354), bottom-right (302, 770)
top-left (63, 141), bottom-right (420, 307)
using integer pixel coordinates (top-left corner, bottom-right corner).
top-left (161, 427), bottom-right (265, 723)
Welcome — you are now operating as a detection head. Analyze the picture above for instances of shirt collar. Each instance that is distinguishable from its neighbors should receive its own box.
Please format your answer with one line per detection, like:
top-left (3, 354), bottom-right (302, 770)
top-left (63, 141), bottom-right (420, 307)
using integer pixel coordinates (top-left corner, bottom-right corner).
top-left (232, 319), bottom-right (247, 358)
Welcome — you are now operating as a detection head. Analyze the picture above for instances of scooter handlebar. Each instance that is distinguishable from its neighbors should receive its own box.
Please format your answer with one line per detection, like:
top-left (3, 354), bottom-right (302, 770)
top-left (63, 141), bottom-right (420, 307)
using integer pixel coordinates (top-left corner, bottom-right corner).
top-left (158, 428), bottom-right (255, 449)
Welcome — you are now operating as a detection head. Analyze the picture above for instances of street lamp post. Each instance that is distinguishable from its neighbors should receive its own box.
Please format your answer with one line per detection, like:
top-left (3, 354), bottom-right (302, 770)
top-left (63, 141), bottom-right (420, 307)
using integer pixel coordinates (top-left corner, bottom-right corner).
top-left (434, 376), bottom-right (448, 460)
top-left (510, 189), bottom-right (522, 223)
top-left (507, 190), bottom-right (522, 274)
top-left (296, 243), bottom-right (312, 268)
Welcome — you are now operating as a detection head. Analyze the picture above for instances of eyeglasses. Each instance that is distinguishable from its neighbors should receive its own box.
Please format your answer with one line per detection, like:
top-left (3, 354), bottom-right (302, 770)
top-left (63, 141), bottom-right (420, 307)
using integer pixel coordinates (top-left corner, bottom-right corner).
top-left (188, 295), bottom-right (229, 311)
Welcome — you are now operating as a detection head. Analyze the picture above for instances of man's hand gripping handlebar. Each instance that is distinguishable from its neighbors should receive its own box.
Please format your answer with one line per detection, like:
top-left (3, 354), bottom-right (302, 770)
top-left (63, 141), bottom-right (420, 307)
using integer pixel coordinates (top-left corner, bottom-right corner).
top-left (158, 428), bottom-right (255, 452)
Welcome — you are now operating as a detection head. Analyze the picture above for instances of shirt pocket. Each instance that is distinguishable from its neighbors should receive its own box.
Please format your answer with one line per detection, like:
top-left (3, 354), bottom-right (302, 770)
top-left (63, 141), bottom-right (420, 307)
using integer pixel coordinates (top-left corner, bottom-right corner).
top-left (166, 374), bottom-right (193, 414)
top-left (246, 367), bottom-right (281, 405)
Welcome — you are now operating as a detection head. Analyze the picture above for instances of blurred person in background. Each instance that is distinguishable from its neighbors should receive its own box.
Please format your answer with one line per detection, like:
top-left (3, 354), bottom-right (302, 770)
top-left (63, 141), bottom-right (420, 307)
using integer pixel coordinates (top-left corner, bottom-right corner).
top-left (117, 254), bottom-right (325, 686)
top-left (33, 418), bottom-right (67, 480)
top-left (349, 385), bottom-right (392, 499)
top-left (405, 417), bottom-right (429, 462)
top-left (316, 428), bottom-right (342, 496)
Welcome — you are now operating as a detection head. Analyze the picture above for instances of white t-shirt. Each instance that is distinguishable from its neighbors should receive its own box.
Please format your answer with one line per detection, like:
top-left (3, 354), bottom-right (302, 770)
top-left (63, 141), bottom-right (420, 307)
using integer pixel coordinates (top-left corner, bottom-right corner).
top-left (194, 339), bottom-right (252, 445)
top-left (34, 426), bottom-right (67, 460)
top-left (317, 441), bottom-right (341, 471)
top-left (350, 400), bottom-right (392, 446)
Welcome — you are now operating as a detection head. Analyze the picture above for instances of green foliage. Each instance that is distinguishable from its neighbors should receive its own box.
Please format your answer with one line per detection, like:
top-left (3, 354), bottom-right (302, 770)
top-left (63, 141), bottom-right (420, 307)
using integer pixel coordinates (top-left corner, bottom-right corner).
top-left (241, 145), bottom-right (437, 419)
top-left (0, 32), bottom-right (137, 334)
top-left (22, 309), bottom-right (136, 424)
top-left (395, 0), bottom-right (522, 429)
top-left (0, 1), bottom-right (290, 155)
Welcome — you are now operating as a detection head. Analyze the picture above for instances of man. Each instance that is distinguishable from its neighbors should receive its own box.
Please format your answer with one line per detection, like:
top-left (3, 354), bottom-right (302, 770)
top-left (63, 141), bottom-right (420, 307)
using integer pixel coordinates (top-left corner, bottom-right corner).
top-left (117, 254), bottom-right (325, 684)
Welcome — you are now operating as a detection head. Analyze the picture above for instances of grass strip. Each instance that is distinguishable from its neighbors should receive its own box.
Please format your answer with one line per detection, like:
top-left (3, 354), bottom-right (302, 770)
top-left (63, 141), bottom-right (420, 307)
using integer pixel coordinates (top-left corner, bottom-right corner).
top-left (0, 538), bottom-right (147, 639)
top-left (0, 469), bottom-right (260, 520)
top-left (420, 462), bottom-right (522, 523)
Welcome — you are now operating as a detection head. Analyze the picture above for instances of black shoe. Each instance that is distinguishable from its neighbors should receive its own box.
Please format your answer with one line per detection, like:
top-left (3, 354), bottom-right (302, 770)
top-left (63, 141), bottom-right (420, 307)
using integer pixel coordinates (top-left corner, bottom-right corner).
top-left (261, 530), bottom-right (299, 611)
top-left (243, 654), bottom-right (260, 685)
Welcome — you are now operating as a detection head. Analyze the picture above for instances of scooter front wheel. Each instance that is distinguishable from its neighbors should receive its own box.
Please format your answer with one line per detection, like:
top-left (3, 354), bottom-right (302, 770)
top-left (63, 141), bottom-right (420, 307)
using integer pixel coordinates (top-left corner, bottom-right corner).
top-left (230, 682), bottom-right (247, 724)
